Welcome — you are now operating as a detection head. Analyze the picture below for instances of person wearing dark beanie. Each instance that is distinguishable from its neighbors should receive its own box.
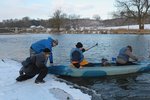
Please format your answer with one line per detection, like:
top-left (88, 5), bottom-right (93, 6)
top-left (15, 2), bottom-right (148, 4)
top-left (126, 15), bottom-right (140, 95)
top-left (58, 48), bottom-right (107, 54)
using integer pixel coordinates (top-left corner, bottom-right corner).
top-left (16, 48), bottom-right (51, 84)
top-left (43, 48), bottom-right (51, 53)
top-left (70, 42), bottom-right (88, 68)
top-left (76, 42), bottom-right (83, 48)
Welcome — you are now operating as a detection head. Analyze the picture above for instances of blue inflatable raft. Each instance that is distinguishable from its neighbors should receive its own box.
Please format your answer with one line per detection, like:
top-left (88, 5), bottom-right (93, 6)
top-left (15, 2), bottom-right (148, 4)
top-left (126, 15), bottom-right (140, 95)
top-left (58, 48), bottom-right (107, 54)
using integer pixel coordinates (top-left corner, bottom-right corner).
top-left (48, 62), bottom-right (150, 77)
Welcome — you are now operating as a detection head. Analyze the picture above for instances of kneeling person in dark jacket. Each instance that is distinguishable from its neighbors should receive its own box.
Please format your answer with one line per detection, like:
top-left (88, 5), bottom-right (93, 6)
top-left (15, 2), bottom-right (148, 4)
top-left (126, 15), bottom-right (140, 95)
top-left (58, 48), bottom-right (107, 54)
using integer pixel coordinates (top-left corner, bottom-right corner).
top-left (16, 48), bottom-right (51, 84)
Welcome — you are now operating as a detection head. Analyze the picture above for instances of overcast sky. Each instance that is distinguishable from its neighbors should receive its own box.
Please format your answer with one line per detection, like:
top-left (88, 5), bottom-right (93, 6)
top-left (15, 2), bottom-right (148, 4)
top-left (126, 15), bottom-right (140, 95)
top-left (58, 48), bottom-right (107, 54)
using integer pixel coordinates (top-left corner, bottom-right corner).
top-left (0, 0), bottom-right (116, 21)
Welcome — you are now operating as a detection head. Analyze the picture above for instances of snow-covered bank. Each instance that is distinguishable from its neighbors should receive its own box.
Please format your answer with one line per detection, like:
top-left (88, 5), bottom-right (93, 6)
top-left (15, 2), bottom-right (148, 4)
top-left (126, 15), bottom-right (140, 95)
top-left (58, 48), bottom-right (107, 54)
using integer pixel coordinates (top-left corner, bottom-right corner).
top-left (103, 24), bottom-right (150, 30)
top-left (0, 59), bottom-right (91, 100)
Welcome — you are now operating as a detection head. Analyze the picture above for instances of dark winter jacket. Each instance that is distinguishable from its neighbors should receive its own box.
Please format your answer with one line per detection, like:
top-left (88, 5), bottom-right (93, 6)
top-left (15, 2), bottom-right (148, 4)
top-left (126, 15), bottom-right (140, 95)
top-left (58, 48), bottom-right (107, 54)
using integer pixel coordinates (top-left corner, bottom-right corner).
top-left (35, 52), bottom-right (47, 68)
top-left (20, 52), bottom-right (47, 76)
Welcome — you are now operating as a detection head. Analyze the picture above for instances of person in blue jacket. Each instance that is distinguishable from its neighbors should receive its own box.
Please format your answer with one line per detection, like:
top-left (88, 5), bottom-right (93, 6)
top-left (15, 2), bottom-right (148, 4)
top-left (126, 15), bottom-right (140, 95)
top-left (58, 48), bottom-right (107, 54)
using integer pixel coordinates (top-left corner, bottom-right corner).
top-left (30, 37), bottom-right (58, 64)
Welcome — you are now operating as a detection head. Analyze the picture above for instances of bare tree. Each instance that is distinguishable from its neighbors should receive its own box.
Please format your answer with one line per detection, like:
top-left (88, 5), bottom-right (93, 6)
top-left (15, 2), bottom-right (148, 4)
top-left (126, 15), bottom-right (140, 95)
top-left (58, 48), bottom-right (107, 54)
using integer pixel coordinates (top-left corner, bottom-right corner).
top-left (93, 14), bottom-right (101, 21)
top-left (115, 0), bottom-right (150, 29)
top-left (51, 9), bottom-right (66, 32)
top-left (68, 14), bottom-right (80, 30)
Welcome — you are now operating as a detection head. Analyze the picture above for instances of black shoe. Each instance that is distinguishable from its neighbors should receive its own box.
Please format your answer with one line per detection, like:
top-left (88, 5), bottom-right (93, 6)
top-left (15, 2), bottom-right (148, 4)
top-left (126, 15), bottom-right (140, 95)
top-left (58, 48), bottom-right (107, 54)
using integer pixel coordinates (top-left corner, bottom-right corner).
top-left (16, 76), bottom-right (23, 82)
top-left (35, 80), bottom-right (45, 84)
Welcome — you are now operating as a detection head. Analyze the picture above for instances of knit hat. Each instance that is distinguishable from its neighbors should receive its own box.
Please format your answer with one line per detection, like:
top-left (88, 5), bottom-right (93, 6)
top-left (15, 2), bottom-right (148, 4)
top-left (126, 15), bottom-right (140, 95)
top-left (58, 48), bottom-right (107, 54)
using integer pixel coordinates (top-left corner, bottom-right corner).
top-left (76, 42), bottom-right (83, 48)
top-left (43, 48), bottom-right (51, 53)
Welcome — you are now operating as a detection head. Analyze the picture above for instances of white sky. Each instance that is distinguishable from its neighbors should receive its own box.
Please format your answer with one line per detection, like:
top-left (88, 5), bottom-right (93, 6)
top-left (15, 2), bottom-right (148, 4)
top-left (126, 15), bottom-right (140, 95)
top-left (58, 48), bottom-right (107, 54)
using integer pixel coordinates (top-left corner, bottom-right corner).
top-left (0, 0), bottom-right (116, 21)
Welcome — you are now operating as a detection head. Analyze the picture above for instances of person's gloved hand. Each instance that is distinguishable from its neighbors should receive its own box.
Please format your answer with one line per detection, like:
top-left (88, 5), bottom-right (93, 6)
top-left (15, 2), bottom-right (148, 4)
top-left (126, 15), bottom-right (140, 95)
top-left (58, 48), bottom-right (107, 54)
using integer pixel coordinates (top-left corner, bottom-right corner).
top-left (19, 67), bottom-right (25, 75)
top-left (19, 69), bottom-right (24, 75)
top-left (82, 48), bottom-right (86, 52)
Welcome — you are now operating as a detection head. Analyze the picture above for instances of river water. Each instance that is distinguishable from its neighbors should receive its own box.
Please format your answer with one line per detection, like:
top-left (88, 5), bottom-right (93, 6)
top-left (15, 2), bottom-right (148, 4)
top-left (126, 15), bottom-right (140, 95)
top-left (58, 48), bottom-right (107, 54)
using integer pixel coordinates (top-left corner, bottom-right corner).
top-left (0, 33), bottom-right (150, 100)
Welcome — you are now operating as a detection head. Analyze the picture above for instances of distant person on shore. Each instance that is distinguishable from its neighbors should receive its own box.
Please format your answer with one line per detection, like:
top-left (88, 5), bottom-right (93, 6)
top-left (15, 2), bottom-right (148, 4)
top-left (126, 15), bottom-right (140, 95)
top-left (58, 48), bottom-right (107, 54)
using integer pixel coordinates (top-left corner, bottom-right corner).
top-left (70, 42), bottom-right (91, 68)
top-left (30, 37), bottom-right (58, 65)
top-left (116, 45), bottom-right (138, 66)
top-left (16, 48), bottom-right (51, 84)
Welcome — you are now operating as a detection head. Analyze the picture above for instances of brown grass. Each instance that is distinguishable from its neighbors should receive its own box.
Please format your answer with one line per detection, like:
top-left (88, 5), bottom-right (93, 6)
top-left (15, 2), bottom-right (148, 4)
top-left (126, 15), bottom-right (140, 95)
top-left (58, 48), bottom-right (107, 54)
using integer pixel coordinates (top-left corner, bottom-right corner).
top-left (110, 29), bottom-right (150, 34)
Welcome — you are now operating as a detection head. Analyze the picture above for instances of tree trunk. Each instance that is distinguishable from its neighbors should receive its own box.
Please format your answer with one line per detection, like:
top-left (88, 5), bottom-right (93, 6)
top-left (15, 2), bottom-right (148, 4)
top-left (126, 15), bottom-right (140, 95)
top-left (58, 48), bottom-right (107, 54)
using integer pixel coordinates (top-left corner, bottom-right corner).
top-left (138, 17), bottom-right (144, 29)
top-left (141, 18), bottom-right (145, 30)
top-left (139, 24), bottom-right (144, 29)
top-left (57, 27), bottom-right (60, 32)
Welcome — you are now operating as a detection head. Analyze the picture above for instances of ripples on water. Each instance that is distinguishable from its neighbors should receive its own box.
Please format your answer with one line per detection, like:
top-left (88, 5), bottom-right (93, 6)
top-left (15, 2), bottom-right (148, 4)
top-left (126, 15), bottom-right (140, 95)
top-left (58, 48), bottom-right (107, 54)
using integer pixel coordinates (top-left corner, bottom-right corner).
top-left (0, 33), bottom-right (150, 100)
top-left (60, 73), bottom-right (150, 100)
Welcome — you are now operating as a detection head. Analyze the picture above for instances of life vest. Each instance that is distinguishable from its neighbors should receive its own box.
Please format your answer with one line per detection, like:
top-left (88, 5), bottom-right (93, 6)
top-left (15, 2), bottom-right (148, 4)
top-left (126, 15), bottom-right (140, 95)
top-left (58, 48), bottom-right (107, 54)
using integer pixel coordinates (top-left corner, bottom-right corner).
top-left (118, 47), bottom-right (129, 62)
top-left (80, 59), bottom-right (89, 66)
top-left (70, 48), bottom-right (84, 63)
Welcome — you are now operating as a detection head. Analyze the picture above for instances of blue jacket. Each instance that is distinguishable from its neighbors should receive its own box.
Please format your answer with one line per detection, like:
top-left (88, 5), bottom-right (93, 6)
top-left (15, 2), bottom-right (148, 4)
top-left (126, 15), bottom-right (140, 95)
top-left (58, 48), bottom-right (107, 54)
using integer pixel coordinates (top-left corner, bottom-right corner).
top-left (118, 47), bottom-right (129, 62)
top-left (31, 37), bottom-right (53, 63)
top-left (70, 48), bottom-right (84, 63)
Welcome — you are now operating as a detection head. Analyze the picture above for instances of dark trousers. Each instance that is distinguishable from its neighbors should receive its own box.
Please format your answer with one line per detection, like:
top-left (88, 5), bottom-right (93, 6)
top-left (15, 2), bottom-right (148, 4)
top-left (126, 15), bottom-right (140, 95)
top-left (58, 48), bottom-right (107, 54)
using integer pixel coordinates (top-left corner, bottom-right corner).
top-left (16, 67), bottom-right (48, 82)
top-left (36, 67), bottom-right (48, 81)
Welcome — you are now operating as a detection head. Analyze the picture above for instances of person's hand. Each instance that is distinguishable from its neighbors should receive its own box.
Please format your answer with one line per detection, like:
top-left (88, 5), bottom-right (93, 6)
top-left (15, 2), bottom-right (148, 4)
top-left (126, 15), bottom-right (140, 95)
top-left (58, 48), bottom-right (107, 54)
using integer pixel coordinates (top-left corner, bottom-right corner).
top-left (19, 69), bottom-right (24, 75)
top-left (81, 48), bottom-right (86, 52)
top-left (136, 56), bottom-right (145, 62)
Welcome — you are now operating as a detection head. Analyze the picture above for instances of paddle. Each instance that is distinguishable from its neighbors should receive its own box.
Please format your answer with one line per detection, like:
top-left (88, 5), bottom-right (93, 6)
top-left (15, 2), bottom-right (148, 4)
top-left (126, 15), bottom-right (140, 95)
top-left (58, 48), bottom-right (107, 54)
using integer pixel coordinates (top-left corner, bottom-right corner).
top-left (136, 57), bottom-right (150, 64)
top-left (85, 43), bottom-right (98, 51)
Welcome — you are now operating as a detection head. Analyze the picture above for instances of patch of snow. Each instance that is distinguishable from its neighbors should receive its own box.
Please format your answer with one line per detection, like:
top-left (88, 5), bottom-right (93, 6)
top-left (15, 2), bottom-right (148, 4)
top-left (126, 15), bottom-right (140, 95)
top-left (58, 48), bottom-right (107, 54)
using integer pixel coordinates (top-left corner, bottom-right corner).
top-left (49, 88), bottom-right (74, 100)
top-left (0, 59), bottom-right (91, 100)
top-left (101, 24), bottom-right (150, 30)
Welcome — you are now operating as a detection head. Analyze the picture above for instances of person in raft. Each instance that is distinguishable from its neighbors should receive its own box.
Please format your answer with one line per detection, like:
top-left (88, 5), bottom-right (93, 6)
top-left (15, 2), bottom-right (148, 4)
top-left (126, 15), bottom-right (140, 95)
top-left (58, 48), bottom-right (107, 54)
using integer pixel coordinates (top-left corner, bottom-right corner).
top-left (116, 45), bottom-right (138, 66)
top-left (16, 48), bottom-right (51, 84)
top-left (70, 42), bottom-right (91, 68)
top-left (30, 37), bottom-right (58, 65)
